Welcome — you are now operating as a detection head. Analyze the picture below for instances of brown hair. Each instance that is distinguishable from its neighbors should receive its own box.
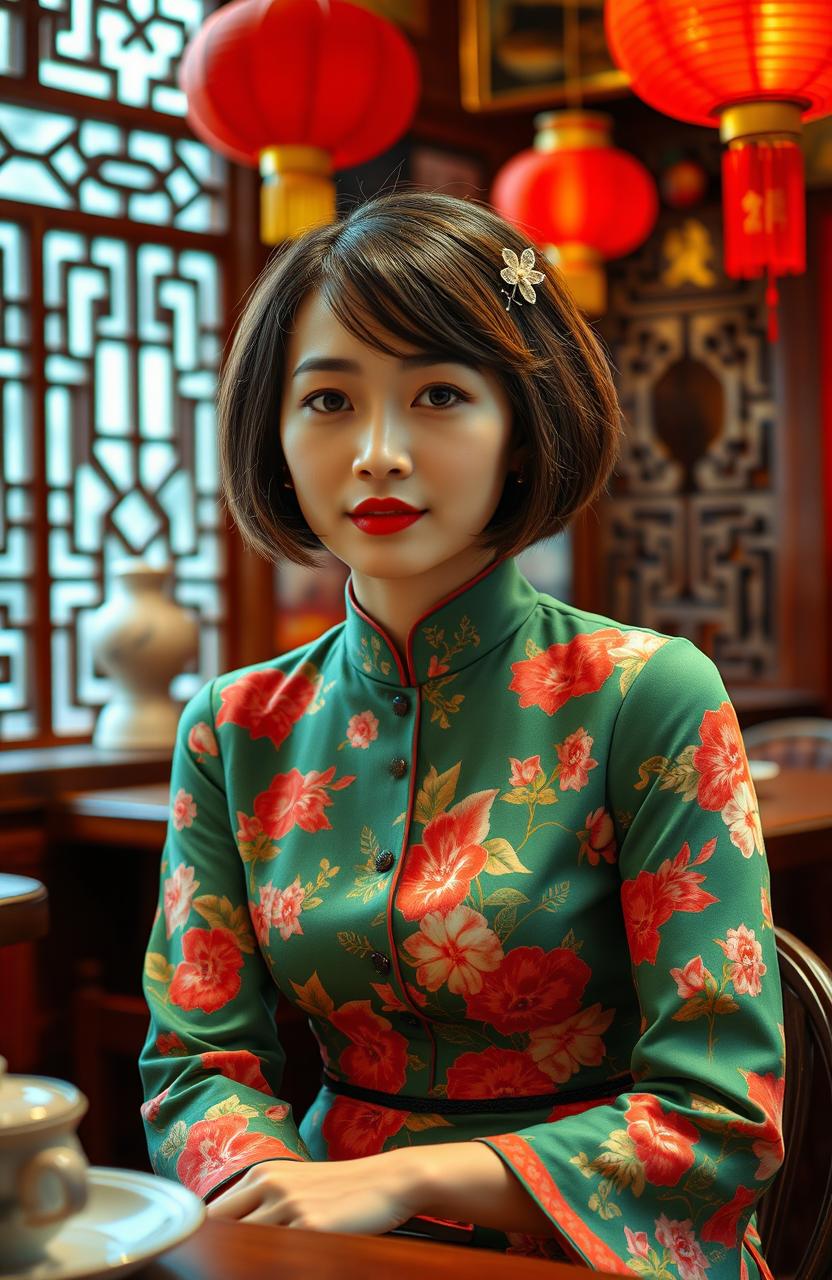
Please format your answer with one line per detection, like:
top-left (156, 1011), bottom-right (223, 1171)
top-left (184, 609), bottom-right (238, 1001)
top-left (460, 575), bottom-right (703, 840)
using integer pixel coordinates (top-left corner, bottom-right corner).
top-left (218, 189), bottom-right (622, 568)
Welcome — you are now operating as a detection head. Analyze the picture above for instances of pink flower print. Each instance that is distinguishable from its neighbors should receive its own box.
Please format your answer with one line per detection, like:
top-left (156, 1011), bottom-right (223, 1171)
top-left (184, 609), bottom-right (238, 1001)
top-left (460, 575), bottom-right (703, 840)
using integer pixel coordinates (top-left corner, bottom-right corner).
top-left (254, 765), bottom-right (354, 840)
top-left (265, 1103), bottom-right (290, 1123)
top-left (402, 905), bottom-right (504, 997)
top-left (670, 955), bottom-right (712, 999)
top-left (140, 1086), bottom-right (170, 1125)
top-left (508, 755), bottom-right (543, 787)
top-left (716, 924), bottom-right (767, 996)
top-left (654, 1216), bottom-right (710, 1280)
top-left (187, 721), bottom-right (218, 762)
top-left (624, 1227), bottom-right (650, 1259)
top-left (556, 728), bottom-right (598, 792)
top-left (721, 781), bottom-right (764, 858)
top-left (579, 808), bottom-right (617, 865)
top-left (163, 863), bottom-right (200, 938)
top-left (250, 881), bottom-right (281, 948)
top-left (427, 654), bottom-right (450, 677)
top-left (272, 876), bottom-right (305, 941)
top-left (346, 710), bottom-right (379, 749)
top-left (172, 788), bottom-right (196, 831)
top-left (236, 812), bottom-right (264, 844)
top-left (528, 1002), bottom-right (614, 1083)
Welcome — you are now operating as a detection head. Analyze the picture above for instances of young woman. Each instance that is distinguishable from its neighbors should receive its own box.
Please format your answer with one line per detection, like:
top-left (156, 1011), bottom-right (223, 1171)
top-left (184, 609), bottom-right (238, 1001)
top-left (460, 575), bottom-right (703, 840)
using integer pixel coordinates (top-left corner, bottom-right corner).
top-left (140, 191), bottom-right (784, 1276)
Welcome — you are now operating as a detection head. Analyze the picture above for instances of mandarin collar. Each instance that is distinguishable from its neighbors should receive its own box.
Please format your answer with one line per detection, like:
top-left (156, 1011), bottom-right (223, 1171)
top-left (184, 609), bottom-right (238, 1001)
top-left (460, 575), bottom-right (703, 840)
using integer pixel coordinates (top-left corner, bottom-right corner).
top-left (344, 555), bottom-right (539, 688)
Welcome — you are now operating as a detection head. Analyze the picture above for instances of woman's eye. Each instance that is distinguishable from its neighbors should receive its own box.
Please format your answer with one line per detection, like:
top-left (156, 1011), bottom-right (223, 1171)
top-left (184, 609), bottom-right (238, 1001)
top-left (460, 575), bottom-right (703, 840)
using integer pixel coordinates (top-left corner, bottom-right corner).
top-left (417, 384), bottom-right (467, 408)
top-left (305, 390), bottom-right (349, 413)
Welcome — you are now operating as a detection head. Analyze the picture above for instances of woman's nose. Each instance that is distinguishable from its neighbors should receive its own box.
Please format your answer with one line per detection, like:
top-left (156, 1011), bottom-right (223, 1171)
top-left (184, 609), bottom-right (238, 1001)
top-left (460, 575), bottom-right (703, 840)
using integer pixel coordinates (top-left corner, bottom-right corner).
top-left (352, 414), bottom-right (413, 479)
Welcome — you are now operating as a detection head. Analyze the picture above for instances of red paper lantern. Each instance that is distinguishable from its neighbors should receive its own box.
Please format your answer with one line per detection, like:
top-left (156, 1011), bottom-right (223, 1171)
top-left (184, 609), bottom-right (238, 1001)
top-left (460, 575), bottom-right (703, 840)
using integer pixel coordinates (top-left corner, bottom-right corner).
top-left (606, 0), bottom-right (832, 338)
top-left (180, 0), bottom-right (420, 242)
top-left (491, 111), bottom-right (658, 314)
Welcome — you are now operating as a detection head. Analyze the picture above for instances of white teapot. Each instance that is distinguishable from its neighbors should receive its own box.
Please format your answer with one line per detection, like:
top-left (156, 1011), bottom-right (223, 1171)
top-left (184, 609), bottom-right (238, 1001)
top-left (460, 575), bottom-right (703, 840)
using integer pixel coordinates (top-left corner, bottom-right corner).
top-left (0, 1056), bottom-right (89, 1269)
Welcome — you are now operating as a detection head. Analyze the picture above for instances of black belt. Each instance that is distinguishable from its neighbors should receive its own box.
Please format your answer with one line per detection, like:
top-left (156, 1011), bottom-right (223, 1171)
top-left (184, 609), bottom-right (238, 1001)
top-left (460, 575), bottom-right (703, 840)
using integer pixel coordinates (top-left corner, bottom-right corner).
top-left (321, 1069), bottom-right (633, 1115)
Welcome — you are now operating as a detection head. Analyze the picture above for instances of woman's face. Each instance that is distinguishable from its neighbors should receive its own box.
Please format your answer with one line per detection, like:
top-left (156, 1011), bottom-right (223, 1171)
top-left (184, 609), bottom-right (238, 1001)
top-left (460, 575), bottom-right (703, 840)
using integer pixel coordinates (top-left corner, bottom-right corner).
top-left (279, 289), bottom-right (519, 582)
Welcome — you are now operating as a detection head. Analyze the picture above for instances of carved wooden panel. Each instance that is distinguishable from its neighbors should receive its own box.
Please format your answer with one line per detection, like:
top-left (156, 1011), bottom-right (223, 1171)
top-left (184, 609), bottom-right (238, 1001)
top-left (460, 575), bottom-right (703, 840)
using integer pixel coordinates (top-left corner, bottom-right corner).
top-left (597, 206), bottom-right (821, 703)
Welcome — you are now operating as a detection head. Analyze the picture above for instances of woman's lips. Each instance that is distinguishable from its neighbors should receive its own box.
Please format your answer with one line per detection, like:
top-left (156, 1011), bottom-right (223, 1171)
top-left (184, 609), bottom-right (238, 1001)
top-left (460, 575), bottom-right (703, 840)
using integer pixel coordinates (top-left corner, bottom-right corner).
top-left (348, 510), bottom-right (426, 535)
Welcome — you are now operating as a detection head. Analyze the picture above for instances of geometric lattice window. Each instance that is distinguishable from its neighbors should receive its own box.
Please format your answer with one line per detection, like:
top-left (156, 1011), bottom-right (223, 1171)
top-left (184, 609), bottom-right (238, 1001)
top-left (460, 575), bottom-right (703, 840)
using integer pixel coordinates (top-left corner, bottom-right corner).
top-left (1, 0), bottom-right (229, 745)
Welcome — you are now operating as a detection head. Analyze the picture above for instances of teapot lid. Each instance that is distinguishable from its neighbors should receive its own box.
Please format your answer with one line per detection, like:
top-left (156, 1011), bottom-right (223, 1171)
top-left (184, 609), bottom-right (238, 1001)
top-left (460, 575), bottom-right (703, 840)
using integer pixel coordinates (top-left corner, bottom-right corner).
top-left (0, 1057), bottom-right (86, 1133)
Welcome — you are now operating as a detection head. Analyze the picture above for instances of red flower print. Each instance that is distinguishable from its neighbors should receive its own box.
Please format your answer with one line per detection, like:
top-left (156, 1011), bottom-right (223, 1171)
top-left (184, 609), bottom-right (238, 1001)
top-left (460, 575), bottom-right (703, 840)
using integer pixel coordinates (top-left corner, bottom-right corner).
top-left (528, 1002), bottom-right (614, 1083)
top-left (579, 808), bottom-right (616, 865)
top-left (622, 840), bottom-right (718, 965)
top-left (236, 812), bottom-right (265, 844)
top-left (254, 765), bottom-right (354, 841)
top-left (163, 863), bottom-right (199, 937)
top-left (446, 1047), bottom-right (553, 1099)
top-left (625, 1226), bottom-right (650, 1259)
top-left (508, 629), bottom-right (622, 716)
top-left (345, 710), bottom-right (378, 748)
top-left (140, 1087), bottom-right (170, 1124)
top-left (329, 1000), bottom-right (408, 1092)
top-left (396, 789), bottom-right (497, 921)
top-left (734, 1070), bottom-right (785, 1179)
top-left (761, 886), bottom-right (774, 928)
top-left (265, 1104), bottom-right (290, 1123)
top-left (272, 877), bottom-right (306, 941)
top-left (156, 1031), bottom-right (187, 1056)
top-left (701, 1185), bottom-right (757, 1247)
top-left (427, 654), bottom-right (450, 678)
top-left (172, 788), bottom-right (196, 832)
top-left (402, 905), bottom-right (503, 996)
top-left (654, 1215), bottom-right (710, 1280)
top-left (370, 982), bottom-right (408, 1012)
top-left (465, 945), bottom-right (590, 1034)
top-left (693, 701), bottom-right (749, 811)
top-left (557, 728), bottom-right (598, 792)
top-left (169, 927), bottom-right (243, 1014)
top-left (216, 667), bottom-right (316, 749)
top-left (200, 1049), bottom-right (274, 1095)
top-left (625, 1095), bottom-right (699, 1186)
top-left (321, 1096), bottom-right (407, 1160)
top-left (404, 983), bottom-right (428, 1007)
top-left (670, 955), bottom-right (712, 999)
top-left (176, 1114), bottom-right (297, 1197)
top-left (508, 755), bottom-right (543, 787)
top-left (187, 720), bottom-right (218, 762)
top-left (722, 782), bottom-right (764, 858)
top-left (716, 925), bottom-right (766, 996)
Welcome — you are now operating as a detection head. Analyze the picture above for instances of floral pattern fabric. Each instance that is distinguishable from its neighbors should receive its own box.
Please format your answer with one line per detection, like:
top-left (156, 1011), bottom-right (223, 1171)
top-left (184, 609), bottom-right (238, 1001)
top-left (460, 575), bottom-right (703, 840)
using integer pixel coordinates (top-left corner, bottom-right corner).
top-left (140, 555), bottom-right (783, 1277)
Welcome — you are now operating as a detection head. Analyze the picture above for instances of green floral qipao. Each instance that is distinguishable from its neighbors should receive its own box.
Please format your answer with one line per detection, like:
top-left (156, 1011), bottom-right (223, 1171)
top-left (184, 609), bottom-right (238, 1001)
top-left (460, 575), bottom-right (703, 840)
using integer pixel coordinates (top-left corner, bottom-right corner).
top-left (140, 555), bottom-right (784, 1277)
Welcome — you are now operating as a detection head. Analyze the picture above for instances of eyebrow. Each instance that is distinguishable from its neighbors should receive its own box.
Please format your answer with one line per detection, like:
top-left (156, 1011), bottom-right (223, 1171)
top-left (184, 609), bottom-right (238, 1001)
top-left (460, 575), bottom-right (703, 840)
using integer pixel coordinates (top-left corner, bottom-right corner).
top-left (291, 353), bottom-right (473, 378)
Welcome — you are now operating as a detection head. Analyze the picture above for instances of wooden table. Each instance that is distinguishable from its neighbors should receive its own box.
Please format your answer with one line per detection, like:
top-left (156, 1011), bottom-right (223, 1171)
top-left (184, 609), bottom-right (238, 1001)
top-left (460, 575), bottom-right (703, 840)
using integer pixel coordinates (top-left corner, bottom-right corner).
top-left (140, 1217), bottom-right (608, 1280)
top-left (755, 766), bottom-right (832, 869)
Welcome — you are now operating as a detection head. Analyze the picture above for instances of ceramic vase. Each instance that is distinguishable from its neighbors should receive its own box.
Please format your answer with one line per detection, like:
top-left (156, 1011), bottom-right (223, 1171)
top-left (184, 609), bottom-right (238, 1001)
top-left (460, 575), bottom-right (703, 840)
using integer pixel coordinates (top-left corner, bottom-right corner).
top-left (89, 560), bottom-right (199, 750)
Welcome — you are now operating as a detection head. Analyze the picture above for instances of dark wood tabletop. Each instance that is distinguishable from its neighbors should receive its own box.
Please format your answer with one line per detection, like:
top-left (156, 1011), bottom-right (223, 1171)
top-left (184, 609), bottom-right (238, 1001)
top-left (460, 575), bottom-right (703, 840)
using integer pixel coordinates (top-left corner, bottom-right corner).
top-left (0, 872), bottom-right (49, 947)
top-left (139, 1217), bottom-right (608, 1280)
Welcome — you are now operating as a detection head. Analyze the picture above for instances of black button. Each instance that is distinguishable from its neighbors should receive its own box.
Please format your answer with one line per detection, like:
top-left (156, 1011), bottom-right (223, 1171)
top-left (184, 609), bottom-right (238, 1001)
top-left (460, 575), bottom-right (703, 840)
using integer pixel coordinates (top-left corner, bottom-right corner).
top-left (402, 1013), bottom-right (421, 1028)
top-left (389, 756), bottom-right (408, 779)
top-left (392, 694), bottom-right (410, 717)
top-left (370, 951), bottom-right (390, 975)
top-left (375, 849), bottom-right (395, 873)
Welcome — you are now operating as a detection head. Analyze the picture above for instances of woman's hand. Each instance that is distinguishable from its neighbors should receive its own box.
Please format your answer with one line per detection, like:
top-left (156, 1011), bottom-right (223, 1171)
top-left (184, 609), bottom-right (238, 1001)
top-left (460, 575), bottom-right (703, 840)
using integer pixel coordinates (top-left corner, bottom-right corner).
top-left (205, 1150), bottom-right (426, 1235)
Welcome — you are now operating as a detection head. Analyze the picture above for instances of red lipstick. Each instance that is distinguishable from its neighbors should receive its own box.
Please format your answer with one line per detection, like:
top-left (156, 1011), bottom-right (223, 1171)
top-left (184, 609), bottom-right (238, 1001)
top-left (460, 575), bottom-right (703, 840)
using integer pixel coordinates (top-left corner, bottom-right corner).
top-left (349, 497), bottom-right (426, 536)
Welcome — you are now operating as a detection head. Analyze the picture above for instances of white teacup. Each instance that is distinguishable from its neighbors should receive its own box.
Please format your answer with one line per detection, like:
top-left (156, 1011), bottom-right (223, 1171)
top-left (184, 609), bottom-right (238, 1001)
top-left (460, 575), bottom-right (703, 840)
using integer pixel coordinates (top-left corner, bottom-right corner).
top-left (0, 1055), bottom-right (89, 1269)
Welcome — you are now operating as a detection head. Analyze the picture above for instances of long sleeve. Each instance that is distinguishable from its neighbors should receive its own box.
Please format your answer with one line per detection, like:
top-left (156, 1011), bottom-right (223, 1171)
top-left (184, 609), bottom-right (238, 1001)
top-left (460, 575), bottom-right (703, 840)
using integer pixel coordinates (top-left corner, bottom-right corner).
top-left (139, 679), bottom-right (311, 1201)
top-left (472, 637), bottom-right (784, 1278)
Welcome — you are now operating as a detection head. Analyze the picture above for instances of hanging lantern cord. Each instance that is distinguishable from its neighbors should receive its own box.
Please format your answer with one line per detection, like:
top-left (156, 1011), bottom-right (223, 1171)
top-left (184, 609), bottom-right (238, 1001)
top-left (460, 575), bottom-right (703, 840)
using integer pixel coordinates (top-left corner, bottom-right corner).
top-left (765, 266), bottom-right (779, 343)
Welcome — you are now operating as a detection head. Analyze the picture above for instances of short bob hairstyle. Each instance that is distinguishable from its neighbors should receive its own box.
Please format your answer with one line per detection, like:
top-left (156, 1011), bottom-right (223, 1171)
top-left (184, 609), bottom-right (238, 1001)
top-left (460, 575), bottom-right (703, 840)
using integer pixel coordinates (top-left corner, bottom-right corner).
top-left (218, 189), bottom-right (622, 568)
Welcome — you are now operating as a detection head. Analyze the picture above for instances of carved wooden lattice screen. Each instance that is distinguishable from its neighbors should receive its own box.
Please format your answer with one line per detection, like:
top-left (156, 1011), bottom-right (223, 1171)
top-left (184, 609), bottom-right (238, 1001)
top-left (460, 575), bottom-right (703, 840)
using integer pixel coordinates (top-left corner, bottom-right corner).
top-left (0, 0), bottom-right (230, 745)
top-left (596, 207), bottom-right (826, 712)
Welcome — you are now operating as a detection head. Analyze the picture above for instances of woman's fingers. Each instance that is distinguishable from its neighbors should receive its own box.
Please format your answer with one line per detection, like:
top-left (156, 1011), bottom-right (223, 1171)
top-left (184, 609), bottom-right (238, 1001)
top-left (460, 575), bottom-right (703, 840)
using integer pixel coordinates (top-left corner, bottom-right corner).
top-left (206, 1181), bottom-right (263, 1220)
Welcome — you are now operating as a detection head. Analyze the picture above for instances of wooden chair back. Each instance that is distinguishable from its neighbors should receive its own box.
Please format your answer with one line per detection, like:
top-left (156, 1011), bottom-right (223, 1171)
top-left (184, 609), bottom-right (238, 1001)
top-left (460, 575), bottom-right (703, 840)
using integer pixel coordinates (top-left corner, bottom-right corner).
top-left (757, 928), bottom-right (832, 1280)
top-left (743, 717), bottom-right (832, 770)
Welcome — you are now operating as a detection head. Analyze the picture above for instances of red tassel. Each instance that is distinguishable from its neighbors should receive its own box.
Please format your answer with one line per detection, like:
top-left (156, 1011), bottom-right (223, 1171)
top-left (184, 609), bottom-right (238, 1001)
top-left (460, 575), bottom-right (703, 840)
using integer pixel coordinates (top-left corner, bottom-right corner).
top-left (765, 270), bottom-right (779, 343)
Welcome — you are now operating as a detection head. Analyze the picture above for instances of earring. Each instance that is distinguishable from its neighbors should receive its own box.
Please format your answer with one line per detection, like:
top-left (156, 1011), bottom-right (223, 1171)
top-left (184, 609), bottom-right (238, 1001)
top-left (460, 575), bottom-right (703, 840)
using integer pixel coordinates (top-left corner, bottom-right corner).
top-left (282, 467), bottom-right (294, 490)
top-left (515, 468), bottom-right (525, 485)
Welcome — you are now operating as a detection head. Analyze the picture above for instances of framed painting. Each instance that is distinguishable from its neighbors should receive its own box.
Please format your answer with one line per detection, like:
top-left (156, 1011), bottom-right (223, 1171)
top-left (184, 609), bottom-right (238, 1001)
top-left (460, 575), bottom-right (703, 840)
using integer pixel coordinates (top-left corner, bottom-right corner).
top-left (460, 0), bottom-right (629, 113)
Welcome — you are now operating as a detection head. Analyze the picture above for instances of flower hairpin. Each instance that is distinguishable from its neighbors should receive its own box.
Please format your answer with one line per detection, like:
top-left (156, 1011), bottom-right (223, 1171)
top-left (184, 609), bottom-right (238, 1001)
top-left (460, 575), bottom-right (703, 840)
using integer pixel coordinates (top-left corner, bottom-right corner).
top-left (500, 246), bottom-right (545, 311)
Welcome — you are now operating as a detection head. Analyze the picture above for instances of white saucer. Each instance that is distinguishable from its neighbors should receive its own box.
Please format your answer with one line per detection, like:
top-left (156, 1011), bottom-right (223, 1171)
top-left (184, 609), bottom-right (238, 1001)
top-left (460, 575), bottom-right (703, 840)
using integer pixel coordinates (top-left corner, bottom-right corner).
top-left (749, 759), bottom-right (781, 784)
top-left (0, 1167), bottom-right (205, 1280)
